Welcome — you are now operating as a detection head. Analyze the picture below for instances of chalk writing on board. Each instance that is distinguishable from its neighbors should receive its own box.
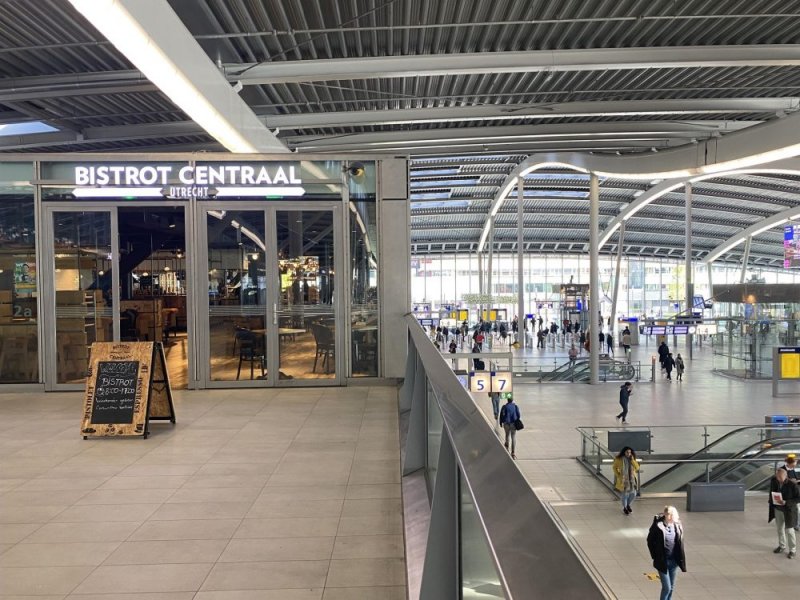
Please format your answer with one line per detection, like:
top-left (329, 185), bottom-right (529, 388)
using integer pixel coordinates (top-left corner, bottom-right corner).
top-left (90, 361), bottom-right (140, 424)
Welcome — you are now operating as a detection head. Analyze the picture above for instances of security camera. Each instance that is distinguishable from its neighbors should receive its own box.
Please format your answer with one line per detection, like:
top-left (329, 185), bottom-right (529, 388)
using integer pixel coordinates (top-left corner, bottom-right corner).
top-left (346, 162), bottom-right (365, 179)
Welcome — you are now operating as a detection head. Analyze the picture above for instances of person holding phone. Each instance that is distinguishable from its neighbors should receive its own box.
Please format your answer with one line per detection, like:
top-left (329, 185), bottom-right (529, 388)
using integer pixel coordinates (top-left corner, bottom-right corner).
top-left (769, 467), bottom-right (800, 558)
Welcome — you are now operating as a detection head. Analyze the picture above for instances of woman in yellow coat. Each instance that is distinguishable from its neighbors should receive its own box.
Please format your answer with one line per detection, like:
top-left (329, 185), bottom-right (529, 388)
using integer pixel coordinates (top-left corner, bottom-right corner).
top-left (613, 446), bottom-right (640, 515)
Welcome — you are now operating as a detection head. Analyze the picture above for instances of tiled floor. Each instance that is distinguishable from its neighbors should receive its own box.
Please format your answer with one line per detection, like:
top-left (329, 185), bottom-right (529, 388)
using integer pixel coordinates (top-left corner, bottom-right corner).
top-left (0, 386), bottom-right (405, 600)
top-left (474, 340), bottom-right (800, 599)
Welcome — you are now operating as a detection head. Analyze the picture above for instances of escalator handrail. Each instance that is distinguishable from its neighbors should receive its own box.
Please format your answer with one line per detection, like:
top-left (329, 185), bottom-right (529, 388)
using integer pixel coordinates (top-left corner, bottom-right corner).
top-left (641, 435), bottom-right (800, 489)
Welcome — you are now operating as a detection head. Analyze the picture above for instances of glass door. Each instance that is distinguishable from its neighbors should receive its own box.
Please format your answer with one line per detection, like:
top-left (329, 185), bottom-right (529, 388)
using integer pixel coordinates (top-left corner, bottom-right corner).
top-left (198, 204), bottom-right (342, 387)
top-left (271, 207), bottom-right (341, 385)
top-left (43, 209), bottom-right (117, 388)
top-left (203, 208), bottom-right (269, 386)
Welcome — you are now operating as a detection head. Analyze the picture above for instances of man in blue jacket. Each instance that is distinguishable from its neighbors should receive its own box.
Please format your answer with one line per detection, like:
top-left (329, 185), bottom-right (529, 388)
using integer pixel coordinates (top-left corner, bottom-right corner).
top-left (499, 395), bottom-right (521, 459)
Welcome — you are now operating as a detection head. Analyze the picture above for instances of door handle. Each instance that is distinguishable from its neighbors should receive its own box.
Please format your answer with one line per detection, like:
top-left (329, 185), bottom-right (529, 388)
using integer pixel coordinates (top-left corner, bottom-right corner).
top-left (273, 304), bottom-right (277, 325)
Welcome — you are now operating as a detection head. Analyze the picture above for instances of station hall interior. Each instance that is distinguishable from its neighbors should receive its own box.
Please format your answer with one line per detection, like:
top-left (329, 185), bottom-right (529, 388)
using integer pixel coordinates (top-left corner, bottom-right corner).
top-left (5, 1), bottom-right (800, 599)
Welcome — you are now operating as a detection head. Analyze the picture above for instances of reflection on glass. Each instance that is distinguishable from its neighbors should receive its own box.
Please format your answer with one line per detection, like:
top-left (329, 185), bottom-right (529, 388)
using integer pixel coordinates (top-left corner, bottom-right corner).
top-left (0, 188), bottom-right (38, 383)
top-left (460, 471), bottom-right (505, 599)
top-left (118, 207), bottom-right (188, 389)
top-left (276, 210), bottom-right (336, 381)
top-left (426, 381), bottom-right (442, 498)
top-left (349, 198), bottom-right (378, 377)
top-left (206, 210), bottom-right (267, 381)
top-left (53, 212), bottom-right (112, 384)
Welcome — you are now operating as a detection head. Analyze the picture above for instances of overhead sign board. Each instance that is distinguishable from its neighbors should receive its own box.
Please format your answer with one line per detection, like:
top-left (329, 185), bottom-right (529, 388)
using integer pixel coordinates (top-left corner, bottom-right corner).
top-left (469, 371), bottom-right (512, 393)
top-left (71, 163), bottom-right (305, 200)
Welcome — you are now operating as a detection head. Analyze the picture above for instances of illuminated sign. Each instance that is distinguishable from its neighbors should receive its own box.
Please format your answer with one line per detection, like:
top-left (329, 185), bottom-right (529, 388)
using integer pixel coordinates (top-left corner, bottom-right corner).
top-left (779, 347), bottom-right (800, 379)
top-left (71, 163), bottom-right (305, 199)
top-left (785, 224), bottom-right (800, 269)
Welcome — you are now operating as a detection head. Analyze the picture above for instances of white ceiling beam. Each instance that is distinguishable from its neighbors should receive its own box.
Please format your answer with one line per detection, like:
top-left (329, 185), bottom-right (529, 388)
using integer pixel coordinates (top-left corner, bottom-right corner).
top-left (67, 0), bottom-right (286, 153)
top-left (231, 45), bottom-right (800, 85)
top-left (704, 204), bottom-right (800, 263)
top-left (264, 98), bottom-right (800, 129)
top-left (288, 121), bottom-right (756, 151)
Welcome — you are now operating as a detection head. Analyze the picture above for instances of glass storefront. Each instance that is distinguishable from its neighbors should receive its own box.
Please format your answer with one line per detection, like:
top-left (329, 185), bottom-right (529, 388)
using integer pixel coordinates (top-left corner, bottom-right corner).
top-left (0, 163), bottom-right (37, 384)
top-left (0, 155), bottom-right (392, 390)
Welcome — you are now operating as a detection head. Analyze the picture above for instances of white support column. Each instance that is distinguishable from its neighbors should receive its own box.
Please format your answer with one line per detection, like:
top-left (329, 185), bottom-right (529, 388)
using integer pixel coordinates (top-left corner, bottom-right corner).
top-left (610, 223), bottom-right (625, 340)
top-left (685, 182), bottom-right (694, 358)
top-left (589, 174), bottom-right (600, 385)
top-left (517, 177), bottom-right (525, 345)
top-left (740, 236), bottom-right (752, 283)
top-left (487, 216), bottom-right (495, 312)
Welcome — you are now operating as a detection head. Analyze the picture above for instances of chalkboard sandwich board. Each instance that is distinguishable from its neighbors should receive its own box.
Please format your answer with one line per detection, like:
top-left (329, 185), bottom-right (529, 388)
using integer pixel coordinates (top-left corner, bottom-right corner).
top-left (81, 342), bottom-right (175, 439)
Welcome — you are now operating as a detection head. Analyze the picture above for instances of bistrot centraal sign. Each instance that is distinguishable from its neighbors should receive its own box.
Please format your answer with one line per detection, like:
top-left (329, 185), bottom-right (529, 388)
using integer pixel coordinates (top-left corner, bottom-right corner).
top-left (72, 163), bottom-right (305, 199)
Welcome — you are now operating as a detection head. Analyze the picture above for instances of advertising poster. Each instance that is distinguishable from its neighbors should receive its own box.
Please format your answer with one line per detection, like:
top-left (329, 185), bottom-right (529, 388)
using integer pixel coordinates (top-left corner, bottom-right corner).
top-left (13, 262), bottom-right (36, 295)
top-left (784, 224), bottom-right (800, 268)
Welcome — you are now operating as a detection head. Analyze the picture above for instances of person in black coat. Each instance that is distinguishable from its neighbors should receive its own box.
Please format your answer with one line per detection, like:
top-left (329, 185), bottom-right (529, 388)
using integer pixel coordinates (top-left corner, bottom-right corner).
top-left (657, 341), bottom-right (669, 369)
top-left (664, 352), bottom-right (676, 381)
top-left (769, 467), bottom-right (800, 557)
top-left (647, 506), bottom-right (686, 600)
top-left (616, 381), bottom-right (632, 424)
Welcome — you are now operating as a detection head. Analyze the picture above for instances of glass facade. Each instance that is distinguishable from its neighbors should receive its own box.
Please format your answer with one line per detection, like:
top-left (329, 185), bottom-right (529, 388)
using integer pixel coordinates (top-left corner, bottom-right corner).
top-left (411, 253), bottom-right (800, 323)
top-left (0, 156), bottom-right (394, 389)
top-left (0, 163), bottom-right (37, 383)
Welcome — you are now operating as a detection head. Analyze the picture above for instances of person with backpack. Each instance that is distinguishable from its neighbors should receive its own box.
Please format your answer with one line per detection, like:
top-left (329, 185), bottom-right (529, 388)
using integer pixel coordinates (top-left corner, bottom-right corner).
top-left (498, 395), bottom-right (521, 459)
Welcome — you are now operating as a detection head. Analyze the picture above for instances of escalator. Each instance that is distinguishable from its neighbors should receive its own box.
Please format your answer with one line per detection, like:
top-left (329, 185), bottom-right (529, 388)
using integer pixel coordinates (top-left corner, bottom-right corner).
top-left (538, 358), bottom-right (636, 382)
top-left (642, 426), bottom-right (800, 493)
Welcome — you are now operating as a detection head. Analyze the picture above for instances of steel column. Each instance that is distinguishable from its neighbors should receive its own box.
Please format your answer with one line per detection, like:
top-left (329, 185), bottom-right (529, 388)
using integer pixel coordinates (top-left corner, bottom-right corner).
top-left (589, 174), bottom-right (600, 385)
top-left (517, 177), bottom-right (525, 344)
top-left (740, 236), bottom-right (752, 283)
top-left (685, 182), bottom-right (694, 358)
top-left (610, 222), bottom-right (625, 340)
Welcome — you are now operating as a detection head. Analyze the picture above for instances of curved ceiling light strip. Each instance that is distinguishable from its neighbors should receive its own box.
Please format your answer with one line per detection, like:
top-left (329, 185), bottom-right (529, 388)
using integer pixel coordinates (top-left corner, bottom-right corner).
top-left (704, 205), bottom-right (800, 264)
top-left (478, 111), bottom-right (800, 252)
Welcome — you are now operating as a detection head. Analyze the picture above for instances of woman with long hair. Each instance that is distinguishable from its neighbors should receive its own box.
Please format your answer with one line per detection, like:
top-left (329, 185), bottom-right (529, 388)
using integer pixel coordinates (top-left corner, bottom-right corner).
top-left (613, 446), bottom-right (639, 515)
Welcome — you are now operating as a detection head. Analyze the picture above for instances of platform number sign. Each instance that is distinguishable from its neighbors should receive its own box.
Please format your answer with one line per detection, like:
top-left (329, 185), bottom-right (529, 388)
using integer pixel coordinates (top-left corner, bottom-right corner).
top-left (491, 372), bottom-right (513, 393)
top-left (469, 371), bottom-right (512, 393)
top-left (469, 371), bottom-right (492, 393)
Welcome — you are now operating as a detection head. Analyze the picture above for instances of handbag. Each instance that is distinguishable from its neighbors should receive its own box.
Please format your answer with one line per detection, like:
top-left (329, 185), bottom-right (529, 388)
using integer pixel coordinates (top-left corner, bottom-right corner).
top-left (513, 418), bottom-right (524, 430)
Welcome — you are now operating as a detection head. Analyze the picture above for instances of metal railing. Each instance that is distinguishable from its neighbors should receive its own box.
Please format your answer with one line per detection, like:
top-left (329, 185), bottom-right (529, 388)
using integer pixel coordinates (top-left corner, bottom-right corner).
top-left (577, 424), bottom-right (800, 493)
top-left (402, 314), bottom-right (611, 600)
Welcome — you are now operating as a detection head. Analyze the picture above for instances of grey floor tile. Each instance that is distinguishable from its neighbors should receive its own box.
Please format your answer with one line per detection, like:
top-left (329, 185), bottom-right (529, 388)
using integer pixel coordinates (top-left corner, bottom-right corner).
top-left (72, 564), bottom-right (213, 594)
top-left (201, 561), bottom-right (329, 591)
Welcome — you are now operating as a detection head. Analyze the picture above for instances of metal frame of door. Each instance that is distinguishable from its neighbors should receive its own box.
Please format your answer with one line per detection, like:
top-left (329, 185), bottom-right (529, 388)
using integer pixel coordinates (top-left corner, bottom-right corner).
top-left (196, 201), bottom-right (344, 388)
top-left (41, 202), bottom-right (193, 391)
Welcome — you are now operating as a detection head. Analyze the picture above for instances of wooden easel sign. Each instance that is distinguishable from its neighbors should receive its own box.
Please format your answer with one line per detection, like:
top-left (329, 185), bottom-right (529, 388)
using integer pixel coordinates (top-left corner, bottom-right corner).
top-left (81, 342), bottom-right (176, 439)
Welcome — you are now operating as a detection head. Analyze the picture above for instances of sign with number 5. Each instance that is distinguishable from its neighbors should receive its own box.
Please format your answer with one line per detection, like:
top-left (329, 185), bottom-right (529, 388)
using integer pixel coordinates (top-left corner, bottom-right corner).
top-left (469, 372), bottom-right (491, 393)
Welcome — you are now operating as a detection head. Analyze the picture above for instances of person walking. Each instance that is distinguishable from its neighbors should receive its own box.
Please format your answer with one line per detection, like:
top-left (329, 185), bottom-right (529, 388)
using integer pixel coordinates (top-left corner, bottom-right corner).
top-left (657, 340), bottom-right (669, 371)
top-left (622, 329), bottom-right (632, 357)
top-left (536, 329), bottom-right (545, 349)
top-left (616, 381), bottom-right (632, 424)
top-left (579, 330), bottom-right (587, 353)
top-left (664, 352), bottom-right (676, 381)
top-left (647, 506), bottom-right (687, 600)
top-left (568, 344), bottom-right (578, 367)
top-left (675, 354), bottom-right (685, 381)
top-left (613, 446), bottom-right (640, 515)
top-left (488, 391), bottom-right (500, 422)
top-left (769, 466), bottom-right (800, 557)
top-left (606, 332), bottom-right (614, 355)
top-left (498, 395), bottom-right (521, 459)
